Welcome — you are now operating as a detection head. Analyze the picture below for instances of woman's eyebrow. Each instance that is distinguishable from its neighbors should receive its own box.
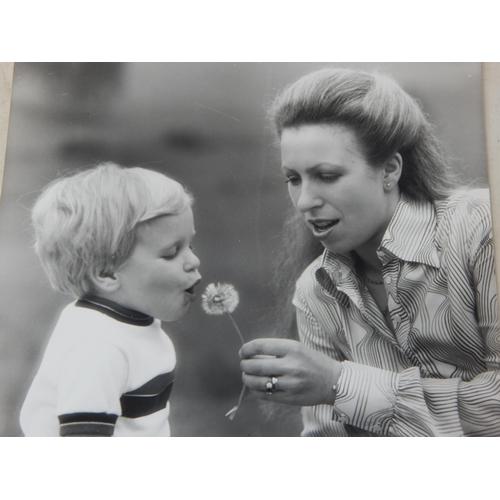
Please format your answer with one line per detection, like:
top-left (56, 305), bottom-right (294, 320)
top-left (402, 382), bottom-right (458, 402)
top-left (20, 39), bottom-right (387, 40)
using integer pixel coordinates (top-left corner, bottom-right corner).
top-left (281, 163), bottom-right (343, 174)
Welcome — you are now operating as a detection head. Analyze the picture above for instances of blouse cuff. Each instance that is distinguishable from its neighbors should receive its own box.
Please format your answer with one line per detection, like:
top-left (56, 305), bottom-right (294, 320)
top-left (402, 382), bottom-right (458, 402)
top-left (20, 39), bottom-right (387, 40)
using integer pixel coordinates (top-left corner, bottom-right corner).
top-left (331, 361), bottom-right (399, 434)
top-left (332, 362), bottom-right (464, 436)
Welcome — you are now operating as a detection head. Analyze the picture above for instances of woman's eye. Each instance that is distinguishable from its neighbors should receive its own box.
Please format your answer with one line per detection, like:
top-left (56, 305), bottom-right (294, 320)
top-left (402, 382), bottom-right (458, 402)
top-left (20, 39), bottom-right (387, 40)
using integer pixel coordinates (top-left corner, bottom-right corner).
top-left (318, 174), bottom-right (339, 183)
top-left (285, 176), bottom-right (301, 186)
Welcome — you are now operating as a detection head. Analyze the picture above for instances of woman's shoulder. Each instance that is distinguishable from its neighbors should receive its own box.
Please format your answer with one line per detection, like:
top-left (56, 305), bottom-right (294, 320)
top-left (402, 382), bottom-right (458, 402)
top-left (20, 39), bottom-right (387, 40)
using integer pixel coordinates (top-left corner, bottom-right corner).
top-left (435, 188), bottom-right (491, 225)
top-left (436, 188), bottom-right (490, 210)
top-left (434, 188), bottom-right (493, 250)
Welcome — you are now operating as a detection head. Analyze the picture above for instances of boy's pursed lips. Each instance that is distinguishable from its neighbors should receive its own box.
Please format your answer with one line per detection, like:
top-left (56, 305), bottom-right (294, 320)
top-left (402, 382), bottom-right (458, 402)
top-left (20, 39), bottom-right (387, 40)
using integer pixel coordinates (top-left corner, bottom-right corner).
top-left (184, 278), bottom-right (202, 301)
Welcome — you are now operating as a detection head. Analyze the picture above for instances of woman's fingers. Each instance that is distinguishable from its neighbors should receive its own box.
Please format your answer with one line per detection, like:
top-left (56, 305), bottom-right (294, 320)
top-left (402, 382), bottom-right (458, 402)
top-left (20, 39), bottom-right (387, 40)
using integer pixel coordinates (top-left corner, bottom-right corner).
top-left (239, 338), bottom-right (302, 377)
top-left (239, 338), bottom-right (343, 406)
top-left (239, 338), bottom-right (301, 359)
top-left (240, 357), bottom-right (284, 377)
top-left (242, 373), bottom-right (288, 394)
top-left (242, 373), bottom-right (306, 406)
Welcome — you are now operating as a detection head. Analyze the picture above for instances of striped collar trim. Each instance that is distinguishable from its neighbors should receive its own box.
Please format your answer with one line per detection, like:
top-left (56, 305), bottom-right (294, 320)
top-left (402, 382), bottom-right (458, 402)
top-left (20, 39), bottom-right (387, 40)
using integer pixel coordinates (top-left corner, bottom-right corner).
top-left (379, 194), bottom-right (441, 269)
top-left (76, 295), bottom-right (155, 327)
top-left (314, 195), bottom-right (441, 298)
top-left (315, 195), bottom-right (441, 293)
top-left (313, 251), bottom-right (354, 307)
top-left (319, 250), bottom-right (355, 284)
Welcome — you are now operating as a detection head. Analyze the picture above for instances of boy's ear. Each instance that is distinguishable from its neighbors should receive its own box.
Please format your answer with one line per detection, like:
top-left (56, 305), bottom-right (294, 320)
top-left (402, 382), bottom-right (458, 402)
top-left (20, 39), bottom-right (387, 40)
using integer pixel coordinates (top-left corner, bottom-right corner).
top-left (89, 270), bottom-right (121, 293)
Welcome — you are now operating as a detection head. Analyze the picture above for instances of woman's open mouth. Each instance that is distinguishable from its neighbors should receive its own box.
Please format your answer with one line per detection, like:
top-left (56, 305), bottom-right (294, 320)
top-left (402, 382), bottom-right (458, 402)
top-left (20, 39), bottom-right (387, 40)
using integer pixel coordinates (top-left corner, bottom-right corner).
top-left (309, 219), bottom-right (339, 236)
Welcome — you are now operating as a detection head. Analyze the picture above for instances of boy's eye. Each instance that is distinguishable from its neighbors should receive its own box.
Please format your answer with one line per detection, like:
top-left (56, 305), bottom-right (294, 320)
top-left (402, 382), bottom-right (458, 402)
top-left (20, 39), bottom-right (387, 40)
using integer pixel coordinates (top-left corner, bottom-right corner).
top-left (162, 249), bottom-right (178, 260)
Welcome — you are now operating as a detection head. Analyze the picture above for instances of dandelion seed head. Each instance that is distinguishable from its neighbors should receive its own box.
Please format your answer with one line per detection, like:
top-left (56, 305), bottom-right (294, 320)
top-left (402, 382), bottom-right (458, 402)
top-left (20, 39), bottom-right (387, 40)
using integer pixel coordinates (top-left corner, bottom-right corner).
top-left (201, 282), bottom-right (239, 315)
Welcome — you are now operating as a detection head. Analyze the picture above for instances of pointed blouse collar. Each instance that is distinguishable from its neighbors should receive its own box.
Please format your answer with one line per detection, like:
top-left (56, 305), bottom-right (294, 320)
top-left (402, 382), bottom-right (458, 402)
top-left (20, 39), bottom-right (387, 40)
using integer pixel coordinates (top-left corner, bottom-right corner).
top-left (318, 194), bottom-right (441, 286)
top-left (378, 194), bottom-right (441, 269)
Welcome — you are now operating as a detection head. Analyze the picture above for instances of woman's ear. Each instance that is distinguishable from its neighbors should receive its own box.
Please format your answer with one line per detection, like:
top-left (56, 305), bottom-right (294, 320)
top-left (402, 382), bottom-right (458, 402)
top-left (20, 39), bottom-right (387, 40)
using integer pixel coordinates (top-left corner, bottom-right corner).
top-left (89, 270), bottom-right (121, 293)
top-left (383, 152), bottom-right (403, 191)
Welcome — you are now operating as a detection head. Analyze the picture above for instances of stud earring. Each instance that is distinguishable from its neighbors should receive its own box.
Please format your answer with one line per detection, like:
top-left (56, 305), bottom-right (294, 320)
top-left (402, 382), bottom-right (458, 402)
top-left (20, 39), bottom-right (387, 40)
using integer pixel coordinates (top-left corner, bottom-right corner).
top-left (385, 182), bottom-right (391, 188)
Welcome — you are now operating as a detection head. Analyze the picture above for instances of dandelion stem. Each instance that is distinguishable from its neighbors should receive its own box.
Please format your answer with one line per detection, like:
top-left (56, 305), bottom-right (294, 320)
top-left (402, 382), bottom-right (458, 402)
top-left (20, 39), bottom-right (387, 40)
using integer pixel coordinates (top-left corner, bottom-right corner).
top-left (227, 312), bottom-right (245, 346)
top-left (236, 385), bottom-right (246, 409)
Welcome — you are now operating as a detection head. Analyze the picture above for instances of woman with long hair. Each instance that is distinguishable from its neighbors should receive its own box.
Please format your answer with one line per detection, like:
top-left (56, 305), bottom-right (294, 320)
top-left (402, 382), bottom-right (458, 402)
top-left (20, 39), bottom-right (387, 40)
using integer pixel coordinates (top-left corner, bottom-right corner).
top-left (240, 67), bottom-right (499, 436)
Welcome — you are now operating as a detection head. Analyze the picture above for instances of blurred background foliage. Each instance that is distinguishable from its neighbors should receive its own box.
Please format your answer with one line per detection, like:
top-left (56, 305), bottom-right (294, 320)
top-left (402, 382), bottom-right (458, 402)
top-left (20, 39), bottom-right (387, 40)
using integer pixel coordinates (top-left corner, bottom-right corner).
top-left (0, 62), bottom-right (487, 436)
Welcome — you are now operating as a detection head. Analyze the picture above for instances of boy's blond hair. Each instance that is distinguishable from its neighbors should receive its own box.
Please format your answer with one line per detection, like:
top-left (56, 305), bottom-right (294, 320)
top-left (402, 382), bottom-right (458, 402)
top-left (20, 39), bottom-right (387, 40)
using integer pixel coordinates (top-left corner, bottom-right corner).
top-left (32, 162), bottom-right (193, 298)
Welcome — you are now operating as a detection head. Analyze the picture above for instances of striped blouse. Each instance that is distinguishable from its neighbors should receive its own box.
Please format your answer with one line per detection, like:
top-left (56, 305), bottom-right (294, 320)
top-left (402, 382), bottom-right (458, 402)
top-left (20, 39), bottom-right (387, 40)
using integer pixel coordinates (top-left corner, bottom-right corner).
top-left (293, 189), bottom-right (500, 436)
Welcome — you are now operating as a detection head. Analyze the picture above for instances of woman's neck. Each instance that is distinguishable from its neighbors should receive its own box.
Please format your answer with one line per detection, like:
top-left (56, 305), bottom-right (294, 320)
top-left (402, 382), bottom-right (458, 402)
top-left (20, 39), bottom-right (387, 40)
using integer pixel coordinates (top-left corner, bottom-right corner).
top-left (355, 247), bottom-right (383, 276)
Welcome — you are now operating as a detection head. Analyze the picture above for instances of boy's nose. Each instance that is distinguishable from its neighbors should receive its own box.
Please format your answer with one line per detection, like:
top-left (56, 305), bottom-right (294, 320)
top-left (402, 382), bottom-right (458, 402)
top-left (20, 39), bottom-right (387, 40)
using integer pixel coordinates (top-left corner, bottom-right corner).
top-left (184, 250), bottom-right (201, 272)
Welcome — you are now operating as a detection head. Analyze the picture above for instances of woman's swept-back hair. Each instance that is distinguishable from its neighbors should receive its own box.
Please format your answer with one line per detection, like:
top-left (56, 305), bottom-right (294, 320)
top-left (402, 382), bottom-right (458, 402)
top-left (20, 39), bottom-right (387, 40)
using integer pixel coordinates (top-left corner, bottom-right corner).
top-left (31, 162), bottom-right (193, 298)
top-left (269, 67), bottom-right (457, 203)
top-left (268, 67), bottom-right (458, 338)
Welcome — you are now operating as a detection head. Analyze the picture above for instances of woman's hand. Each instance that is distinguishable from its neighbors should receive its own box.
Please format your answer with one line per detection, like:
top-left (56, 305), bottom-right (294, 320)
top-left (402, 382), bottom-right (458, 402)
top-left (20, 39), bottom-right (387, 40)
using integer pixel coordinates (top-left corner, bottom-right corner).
top-left (239, 338), bottom-right (342, 407)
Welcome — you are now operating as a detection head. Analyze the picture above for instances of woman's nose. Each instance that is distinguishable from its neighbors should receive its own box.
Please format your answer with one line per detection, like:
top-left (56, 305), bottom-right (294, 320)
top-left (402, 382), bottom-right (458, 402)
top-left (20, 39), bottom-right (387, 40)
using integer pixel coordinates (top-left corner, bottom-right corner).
top-left (295, 183), bottom-right (323, 213)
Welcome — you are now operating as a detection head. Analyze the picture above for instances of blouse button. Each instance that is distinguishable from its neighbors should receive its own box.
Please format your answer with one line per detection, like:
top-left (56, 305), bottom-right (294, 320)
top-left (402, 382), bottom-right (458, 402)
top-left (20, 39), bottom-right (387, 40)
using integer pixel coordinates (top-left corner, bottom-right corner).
top-left (338, 415), bottom-right (349, 425)
top-left (384, 275), bottom-right (392, 285)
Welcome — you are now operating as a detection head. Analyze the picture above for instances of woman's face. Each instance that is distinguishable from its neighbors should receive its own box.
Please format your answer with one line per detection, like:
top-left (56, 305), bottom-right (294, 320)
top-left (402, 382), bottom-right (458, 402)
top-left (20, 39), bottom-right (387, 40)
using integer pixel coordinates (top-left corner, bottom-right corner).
top-left (280, 123), bottom-right (398, 257)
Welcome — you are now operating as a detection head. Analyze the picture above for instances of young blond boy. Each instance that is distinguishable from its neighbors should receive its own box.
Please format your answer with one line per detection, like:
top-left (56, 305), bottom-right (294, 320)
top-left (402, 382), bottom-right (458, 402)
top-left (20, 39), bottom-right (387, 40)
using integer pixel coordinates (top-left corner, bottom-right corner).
top-left (20, 163), bottom-right (201, 436)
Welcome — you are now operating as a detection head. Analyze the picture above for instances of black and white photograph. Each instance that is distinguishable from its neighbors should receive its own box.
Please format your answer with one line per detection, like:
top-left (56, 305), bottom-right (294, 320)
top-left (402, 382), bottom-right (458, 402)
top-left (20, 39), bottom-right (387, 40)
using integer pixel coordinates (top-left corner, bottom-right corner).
top-left (1, 62), bottom-right (498, 442)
